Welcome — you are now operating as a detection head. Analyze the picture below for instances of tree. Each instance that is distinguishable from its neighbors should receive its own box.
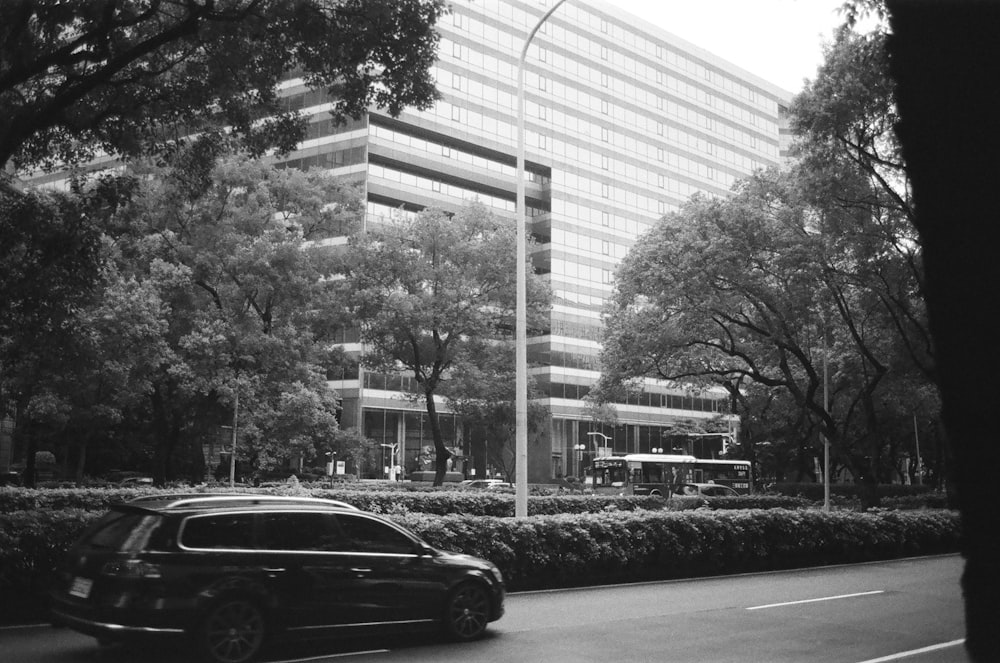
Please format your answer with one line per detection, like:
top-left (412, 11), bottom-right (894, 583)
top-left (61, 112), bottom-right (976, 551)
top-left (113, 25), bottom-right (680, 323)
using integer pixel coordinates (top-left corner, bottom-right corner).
top-left (444, 340), bottom-right (550, 483)
top-left (0, 0), bottom-right (445, 172)
top-left (100, 149), bottom-right (362, 482)
top-left (600, 169), bottom-right (933, 505)
top-left (0, 178), bottom-right (127, 486)
top-left (790, 23), bottom-right (933, 385)
top-left (338, 204), bottom-right (550, 485)
top-left (884, 2), bottom-right (1000, 657)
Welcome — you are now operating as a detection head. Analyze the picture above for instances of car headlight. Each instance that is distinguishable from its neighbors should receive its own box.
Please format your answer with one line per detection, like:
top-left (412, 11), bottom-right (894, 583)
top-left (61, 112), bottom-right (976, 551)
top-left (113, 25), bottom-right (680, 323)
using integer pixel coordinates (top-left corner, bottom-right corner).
top-left (487, 564), bottom-right (504, 585)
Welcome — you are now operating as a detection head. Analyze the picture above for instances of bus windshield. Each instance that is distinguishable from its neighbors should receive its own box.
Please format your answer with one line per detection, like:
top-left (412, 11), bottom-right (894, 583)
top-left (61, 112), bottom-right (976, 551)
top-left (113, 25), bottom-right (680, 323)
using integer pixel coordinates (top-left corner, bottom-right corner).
top-left (591, 459), bottom-right (628, 487)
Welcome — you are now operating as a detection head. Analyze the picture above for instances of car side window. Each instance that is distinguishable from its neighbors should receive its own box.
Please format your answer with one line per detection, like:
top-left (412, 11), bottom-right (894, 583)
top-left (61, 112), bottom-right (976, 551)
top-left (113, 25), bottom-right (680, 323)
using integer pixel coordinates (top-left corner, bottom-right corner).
top-left (336, 514), bottom-right (416, 555)
top-left (259, 512), bottom-right (344, 551)
top-left (181, 514), bottom-right (256, 550)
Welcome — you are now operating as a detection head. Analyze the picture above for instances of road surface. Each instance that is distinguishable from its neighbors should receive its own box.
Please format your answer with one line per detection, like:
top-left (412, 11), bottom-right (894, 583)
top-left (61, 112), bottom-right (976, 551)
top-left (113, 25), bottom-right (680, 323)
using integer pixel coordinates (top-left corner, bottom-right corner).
top-left (0, 555), bottom-right (967, 663)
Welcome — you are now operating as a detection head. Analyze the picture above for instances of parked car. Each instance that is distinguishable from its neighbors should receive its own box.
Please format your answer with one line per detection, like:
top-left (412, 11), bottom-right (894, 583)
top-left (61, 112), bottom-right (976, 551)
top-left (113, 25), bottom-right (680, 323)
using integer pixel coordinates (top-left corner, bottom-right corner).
top-left (0, 470), bottom-right (22, 486)
top-left (117, 476), bottom-right (153, 487)
top-left (458, 479), bottom-right (510, 490)
top-left (674, 482), bottom-right (740, 497)
top-left (50, 494), bottom-right (505, 663)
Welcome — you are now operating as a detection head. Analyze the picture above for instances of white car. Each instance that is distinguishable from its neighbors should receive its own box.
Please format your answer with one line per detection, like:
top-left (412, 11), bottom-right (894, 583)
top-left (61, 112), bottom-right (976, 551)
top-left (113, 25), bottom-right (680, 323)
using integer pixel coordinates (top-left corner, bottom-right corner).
top-left (458, 479), bottom-right (510, 490)
top-left (675, 482), bottom-right (740, 497)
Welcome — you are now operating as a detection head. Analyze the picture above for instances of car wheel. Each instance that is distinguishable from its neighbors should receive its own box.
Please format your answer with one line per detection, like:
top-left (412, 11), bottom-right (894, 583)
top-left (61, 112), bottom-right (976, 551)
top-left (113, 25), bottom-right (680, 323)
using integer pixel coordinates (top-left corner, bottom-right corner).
top-left (444, 582), bottom-right (490, 641)
top-left (199, 597), bottom-right (266, 663)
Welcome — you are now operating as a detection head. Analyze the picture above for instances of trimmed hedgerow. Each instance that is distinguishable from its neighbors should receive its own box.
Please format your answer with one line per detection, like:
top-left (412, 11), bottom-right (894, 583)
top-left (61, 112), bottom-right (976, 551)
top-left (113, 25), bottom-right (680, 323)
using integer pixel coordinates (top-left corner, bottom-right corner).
top-left (392, 508), bottom-right (961, 590)
top-left (0, 505), bottom-right (960, 625)
top-left (0, 486), bottom-right (811, 515)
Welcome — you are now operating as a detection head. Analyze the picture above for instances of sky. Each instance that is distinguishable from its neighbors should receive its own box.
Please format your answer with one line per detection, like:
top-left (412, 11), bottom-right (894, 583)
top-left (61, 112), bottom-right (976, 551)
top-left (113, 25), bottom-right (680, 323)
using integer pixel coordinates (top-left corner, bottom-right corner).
top-left (599, 0), bottom-right (851, 94)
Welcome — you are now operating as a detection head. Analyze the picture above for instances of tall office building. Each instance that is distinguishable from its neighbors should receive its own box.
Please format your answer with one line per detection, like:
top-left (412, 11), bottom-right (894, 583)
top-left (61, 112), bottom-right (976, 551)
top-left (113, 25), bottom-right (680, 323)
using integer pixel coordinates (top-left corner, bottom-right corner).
top-left (20, 0), bottom-right (790, 482)
top-left (271, 0), bottom-right (794, 483)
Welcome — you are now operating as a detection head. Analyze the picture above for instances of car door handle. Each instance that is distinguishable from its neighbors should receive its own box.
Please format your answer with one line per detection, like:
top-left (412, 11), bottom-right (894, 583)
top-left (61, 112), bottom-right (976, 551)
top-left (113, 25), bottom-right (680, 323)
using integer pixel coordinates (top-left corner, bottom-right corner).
top-left (263, 567), bottom-right (286, 575)
top-left (350, 567), bottom-right (372, 575)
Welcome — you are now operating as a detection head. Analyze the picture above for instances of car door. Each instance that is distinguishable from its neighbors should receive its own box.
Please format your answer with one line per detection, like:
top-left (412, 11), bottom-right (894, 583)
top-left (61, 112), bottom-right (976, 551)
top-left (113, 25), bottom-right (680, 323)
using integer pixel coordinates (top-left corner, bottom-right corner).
top-left (256, 510), bottom-right (372, 630)
top-left (332, 513), bottom-right (443, 626)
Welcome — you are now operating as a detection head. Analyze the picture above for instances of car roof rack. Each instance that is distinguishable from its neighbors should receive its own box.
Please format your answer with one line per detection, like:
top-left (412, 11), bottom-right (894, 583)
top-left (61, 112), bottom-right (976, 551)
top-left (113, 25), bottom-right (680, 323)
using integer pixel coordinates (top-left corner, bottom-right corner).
top-left (127, 494), bottom-right (359, 510)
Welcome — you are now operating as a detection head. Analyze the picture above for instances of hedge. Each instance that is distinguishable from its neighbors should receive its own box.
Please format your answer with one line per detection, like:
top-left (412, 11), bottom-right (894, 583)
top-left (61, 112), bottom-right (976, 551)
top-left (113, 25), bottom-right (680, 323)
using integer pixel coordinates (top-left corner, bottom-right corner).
top-left (0, 486), bottom-right (817, 515)
top-left (768, 482), bottom-right (942, 501)
top-left (393, 509), bottom-right (961, 590)
top-left (0, 505), bottom-right (961, 625)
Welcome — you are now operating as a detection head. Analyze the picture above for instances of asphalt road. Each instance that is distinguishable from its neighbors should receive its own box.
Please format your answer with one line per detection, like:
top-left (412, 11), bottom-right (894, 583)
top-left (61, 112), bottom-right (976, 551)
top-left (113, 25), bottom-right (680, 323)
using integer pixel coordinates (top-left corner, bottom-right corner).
top-left (0, 555), bottom-right (968, 663)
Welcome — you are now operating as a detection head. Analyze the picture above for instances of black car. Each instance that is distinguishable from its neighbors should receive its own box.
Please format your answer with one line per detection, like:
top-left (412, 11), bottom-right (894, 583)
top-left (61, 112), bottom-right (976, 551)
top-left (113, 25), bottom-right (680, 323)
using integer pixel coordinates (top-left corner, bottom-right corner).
top-left (50, 494), bottom-right (505, 663)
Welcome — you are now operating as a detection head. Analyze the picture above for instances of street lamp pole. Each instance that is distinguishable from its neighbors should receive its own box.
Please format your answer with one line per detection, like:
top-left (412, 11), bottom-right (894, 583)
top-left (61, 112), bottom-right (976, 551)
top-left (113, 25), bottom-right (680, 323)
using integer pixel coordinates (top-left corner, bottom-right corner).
top-left (822, 333), bottom-right (831, 511)
top-left (517, 0), bottom-right (568, 519)
top-left (229, 388), bottom-right (238, 488)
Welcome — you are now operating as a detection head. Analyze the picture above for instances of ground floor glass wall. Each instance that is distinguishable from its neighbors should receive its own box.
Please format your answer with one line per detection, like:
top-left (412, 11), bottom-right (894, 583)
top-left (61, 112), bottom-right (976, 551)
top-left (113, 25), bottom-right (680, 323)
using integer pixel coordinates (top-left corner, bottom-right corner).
top-left (362, 408), bottom-right (464, 479)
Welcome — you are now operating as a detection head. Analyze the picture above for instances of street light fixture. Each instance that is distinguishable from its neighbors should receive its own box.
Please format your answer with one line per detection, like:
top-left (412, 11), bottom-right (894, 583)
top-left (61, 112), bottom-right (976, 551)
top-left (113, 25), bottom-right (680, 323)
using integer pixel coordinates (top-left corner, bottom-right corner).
top-left (516, 0), bottom-right (569, 519)
top-left (586, 431), bottom-right (610, 456)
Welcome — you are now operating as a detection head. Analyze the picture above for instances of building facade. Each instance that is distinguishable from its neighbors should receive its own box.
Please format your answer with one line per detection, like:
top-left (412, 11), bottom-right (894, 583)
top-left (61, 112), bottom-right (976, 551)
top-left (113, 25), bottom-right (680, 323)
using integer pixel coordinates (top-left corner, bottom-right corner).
top-left (271, 0), bottom-right (794, 483)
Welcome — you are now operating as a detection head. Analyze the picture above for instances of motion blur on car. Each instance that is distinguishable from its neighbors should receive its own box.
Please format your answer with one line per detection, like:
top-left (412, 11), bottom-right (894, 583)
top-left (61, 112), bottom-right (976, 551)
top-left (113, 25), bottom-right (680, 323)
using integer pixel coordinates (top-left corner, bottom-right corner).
top-left (49, 494), bottom-right (505, 663)
top-left (674, 482), bottom-right (740, 497)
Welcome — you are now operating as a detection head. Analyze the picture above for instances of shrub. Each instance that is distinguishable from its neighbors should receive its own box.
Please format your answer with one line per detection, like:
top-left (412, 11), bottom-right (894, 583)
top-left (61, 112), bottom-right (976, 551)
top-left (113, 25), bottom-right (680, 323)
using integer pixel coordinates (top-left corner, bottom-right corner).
top-left (0, 503), bottom-right (961, 623)
top-left (392, 508), bottom-right (961, 590)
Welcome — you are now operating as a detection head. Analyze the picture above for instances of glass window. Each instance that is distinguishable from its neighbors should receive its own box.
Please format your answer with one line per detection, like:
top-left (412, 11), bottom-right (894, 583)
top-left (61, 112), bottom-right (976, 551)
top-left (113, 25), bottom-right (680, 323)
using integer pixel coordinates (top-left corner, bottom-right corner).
top-left (182, 514), bottom-right (255, 550)
top-left (337, 514), bottom-right (416, 555)
top-left (259, 512), bottom-right (343, 551)
top-left (80, 511), bottom-right (165, 553)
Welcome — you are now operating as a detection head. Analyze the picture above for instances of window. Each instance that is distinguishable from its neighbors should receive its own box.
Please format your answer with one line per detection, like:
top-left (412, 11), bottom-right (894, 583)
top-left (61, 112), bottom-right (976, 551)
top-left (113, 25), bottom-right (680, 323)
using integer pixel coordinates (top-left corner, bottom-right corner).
top-left (181, 514), bottom-right (256, 550)
top-left (337, 514), bottom-right (416, 555)
top-left (259, 512), bottom-right (344, 551)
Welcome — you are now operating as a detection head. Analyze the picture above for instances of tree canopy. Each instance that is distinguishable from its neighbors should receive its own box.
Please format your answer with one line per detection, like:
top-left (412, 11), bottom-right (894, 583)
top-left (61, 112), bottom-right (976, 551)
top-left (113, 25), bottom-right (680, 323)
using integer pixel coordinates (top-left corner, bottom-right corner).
top-left (2, 147), bottom-right (364, 485)
top-left (337, 204), bottom-right (550, 485)
top-left (0, 0), bottom-right (445, 172)
top-left (601, 165), bottom-right (935, 497)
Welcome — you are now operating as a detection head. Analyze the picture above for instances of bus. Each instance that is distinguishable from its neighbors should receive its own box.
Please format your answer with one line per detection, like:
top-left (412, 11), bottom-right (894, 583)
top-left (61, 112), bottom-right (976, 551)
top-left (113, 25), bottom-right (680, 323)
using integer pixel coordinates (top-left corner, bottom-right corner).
top-left (589, 454), bottom-right (696, 497)
top-left (589, 454), bottom-right (752, 496)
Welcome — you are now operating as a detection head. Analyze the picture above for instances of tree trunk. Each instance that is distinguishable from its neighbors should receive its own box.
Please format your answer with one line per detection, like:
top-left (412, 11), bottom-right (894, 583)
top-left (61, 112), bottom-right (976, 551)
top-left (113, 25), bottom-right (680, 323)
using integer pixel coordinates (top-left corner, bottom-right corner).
top-left (886, 4), bottom-right (1000, 658)
top-left (13, 395), bottom-right (36, 488)
top-left (424, 390), bottom-right (451, 487)
top-left (75, 441), bottom-right (87, 484)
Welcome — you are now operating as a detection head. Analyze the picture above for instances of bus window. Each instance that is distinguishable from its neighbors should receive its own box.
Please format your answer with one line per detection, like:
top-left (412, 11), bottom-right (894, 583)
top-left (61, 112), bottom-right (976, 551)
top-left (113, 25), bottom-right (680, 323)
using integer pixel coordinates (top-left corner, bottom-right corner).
top-left (642, 463), bottom-right (663, 483)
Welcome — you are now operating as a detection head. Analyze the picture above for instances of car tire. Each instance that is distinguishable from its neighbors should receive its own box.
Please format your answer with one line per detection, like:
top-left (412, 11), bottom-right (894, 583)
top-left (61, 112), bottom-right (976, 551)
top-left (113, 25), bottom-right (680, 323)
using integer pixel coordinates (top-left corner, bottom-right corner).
top-left (443, 581), bottom-right (491, 641)
top-left (198, 597), bottom-right (267, 663)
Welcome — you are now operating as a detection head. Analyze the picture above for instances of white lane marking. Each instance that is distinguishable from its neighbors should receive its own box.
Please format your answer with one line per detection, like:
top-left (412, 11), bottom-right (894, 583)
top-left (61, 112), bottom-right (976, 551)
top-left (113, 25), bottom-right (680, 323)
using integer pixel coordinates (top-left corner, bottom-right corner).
top-left (855, 639), bottom-right (966, 663)
top-left (746, 590), bottom-right (885, 610)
